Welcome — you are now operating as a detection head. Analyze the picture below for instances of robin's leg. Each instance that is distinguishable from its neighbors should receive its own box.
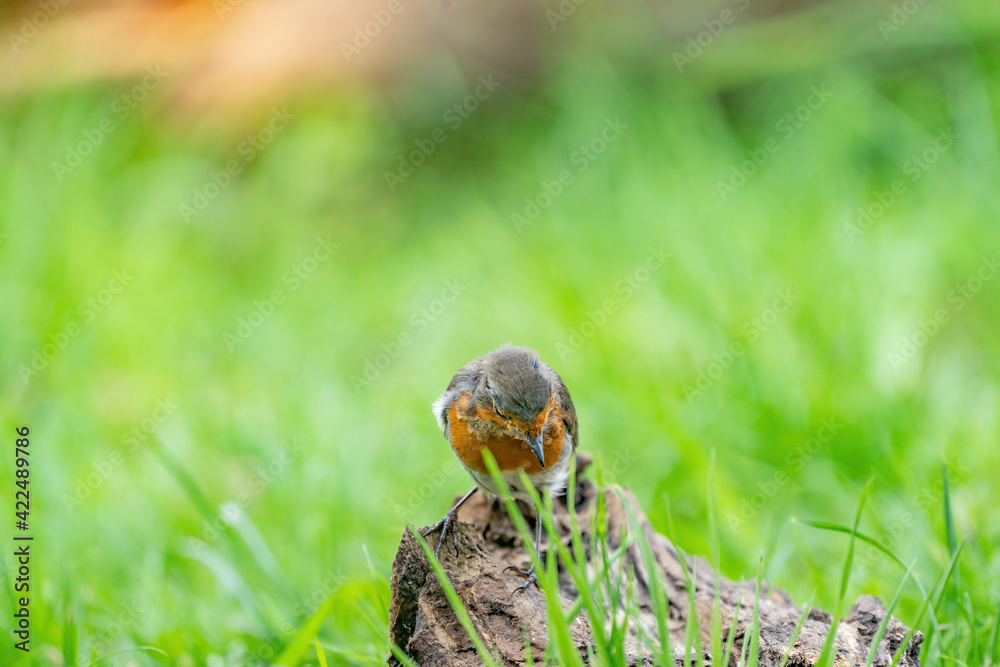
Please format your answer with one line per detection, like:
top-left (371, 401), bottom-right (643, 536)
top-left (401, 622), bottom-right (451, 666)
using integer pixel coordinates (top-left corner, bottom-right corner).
top-left (422, 488), bottom-right (477, 559)
top-left (505, 510), bottom-right (542, 594)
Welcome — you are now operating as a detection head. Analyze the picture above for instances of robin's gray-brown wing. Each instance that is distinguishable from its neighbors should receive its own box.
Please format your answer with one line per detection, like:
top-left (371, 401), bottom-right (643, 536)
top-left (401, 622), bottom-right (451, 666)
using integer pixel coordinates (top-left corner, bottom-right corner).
top-left (446, 357), bottom-right (484, 394)
top-left (553, 372), bottom-right (578, 451)
top-left (431, 356), bottom-right (485, 439)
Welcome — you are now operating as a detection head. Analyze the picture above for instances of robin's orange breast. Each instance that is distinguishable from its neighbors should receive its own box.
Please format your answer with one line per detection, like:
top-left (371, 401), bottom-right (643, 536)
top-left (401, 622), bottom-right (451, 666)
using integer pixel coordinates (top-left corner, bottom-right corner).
top-left (448, 401), bottom-right (565, 475)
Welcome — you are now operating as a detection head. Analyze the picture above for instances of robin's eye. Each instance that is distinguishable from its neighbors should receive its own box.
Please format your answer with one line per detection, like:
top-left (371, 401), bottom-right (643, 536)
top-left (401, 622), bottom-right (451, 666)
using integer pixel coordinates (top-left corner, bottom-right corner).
top-left (494, 405), bottom-right (508, 420)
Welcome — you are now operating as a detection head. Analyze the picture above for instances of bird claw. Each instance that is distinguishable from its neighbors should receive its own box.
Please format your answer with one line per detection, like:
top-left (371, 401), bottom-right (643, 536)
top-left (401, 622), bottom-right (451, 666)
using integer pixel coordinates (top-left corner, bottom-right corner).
top-left (502, 563), bottom-right (532, 578)
top-left (422, 509), bottom-right (460, 560)
top-left (504, 564), bottom-right (539, 594)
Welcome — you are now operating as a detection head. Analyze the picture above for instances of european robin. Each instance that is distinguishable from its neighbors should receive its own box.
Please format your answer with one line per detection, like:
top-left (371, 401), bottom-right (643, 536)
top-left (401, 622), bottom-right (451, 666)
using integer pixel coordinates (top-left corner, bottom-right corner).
top-left (423, 344), bottom-right (578, 592)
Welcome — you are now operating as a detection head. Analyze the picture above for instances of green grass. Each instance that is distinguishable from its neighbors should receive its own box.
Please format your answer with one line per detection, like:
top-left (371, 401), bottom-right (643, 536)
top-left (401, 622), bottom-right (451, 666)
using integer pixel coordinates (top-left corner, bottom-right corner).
top-left (866, 561), bottom-right (914, 667)
top-left (410, 528), bottom-right (500, 667)
top-left (816, 478), bottom-right (873, 667)
top-left (2, 0), bottom-right (1000, 664)
top-left (415, 463), bottom-right (979, 666)
top-left (780, 591), bottom-right (815, 667)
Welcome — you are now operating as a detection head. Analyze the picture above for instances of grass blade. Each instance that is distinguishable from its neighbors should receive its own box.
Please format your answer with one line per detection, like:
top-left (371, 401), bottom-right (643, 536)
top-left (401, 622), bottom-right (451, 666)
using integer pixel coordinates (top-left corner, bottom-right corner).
top-left (409, 527), bottom-right (500, 667)
top-left (794, 519), bottom-right (939, 628)
top-left (794, 520), bottom-right (906, 568)
top-left (683, 561), bottom-right (702, 667)
top-left (865, 561), bottom-right (914, 667)
top-left (317, 642), bottom-right (383, 665)
top-left (388, 642), bottom-right (421, 667)
top-left (223, 501), bottom-right (293, 591)
top-left (663, 495), bottom-right (701, 667)
top-left (778, 591), bottom-right (815, 667)
top-left (839, 479), bottom-right (874, 614)
top-left (63, 607), bottom-right (78, 667)
top-left (942, 462), bottom-right (958, 597)
top-left (273, 588), bottom-right (340, 666)
top-left (523, 627), bottom-right (536, 667)
top-left (940, 659), bottom-right (971, 667)
top-left (362, 544), bottom-right (389, 613)
top-left (518, 464), bottom-right (609, 661)
top-left (617, 489), bottom-right (671, 666)
top-left (890, 540), bottom-right (966, 667)
top-left (476, 466), bottom-right (585, 665)
top-left (721, 582), bottom-right (743, 667)
top-left (943, 463), bottom-right (957, 557)
top-left (747, 555), bottom-right (764, 667)
top-left (708, 451), bottom-right (723, 667)
top-left (816, 477), bottom-right (874, 667)
top-left (314, 638), bottom-right (329, 667)
top-left (986, 598), bottom-right (1000, 666)
top-left (566, 456), bottom-right (587, 575)
top-left (740, 624), bottom-right (750, 667)
top-left (183, 539), bottom-right (268, 630)
top-left (87, 647), bottom-right (169, 666)
top-left (480, 450), bottom-right (585, 667)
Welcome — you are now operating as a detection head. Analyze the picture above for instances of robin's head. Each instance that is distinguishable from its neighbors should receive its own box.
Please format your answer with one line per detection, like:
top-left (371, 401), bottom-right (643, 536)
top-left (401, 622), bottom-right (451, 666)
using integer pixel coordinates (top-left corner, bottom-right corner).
top-left (471, 345), bottom-right (559, 468)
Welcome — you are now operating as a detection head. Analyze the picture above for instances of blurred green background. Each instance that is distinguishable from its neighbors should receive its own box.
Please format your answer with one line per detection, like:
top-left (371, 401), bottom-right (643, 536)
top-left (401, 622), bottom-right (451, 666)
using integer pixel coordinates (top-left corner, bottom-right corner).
top-left (2, 0), bottom-right (999, 664)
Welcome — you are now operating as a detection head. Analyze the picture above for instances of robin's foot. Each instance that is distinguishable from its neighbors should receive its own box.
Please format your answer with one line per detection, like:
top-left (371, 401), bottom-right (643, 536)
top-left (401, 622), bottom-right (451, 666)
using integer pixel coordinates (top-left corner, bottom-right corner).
top-left (422, 508), bottom-right (460, 560)
top-left (503, 563), bottom-right (539, 594)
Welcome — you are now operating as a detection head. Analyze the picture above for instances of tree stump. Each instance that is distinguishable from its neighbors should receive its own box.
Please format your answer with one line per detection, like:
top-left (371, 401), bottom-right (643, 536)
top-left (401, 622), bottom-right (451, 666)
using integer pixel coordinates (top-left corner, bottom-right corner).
top-left (387, 467), bottom-right (922, 666)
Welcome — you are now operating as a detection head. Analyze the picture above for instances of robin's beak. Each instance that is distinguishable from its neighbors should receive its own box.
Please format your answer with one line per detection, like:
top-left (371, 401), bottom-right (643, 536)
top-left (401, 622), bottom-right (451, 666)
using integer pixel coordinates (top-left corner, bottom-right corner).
top-left (524, 432), bottom-right (545, 468)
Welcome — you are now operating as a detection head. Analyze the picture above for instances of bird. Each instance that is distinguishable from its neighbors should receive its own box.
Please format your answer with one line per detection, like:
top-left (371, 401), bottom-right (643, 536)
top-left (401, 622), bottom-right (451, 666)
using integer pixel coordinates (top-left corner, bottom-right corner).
top-left (423, 344), bottom-right (578, 593)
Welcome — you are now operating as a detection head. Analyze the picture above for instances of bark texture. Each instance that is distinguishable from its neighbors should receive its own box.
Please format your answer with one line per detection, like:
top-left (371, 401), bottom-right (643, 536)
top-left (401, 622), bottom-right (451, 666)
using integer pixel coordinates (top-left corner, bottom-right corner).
top-left (388, 469), bottom-right (922, 666)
